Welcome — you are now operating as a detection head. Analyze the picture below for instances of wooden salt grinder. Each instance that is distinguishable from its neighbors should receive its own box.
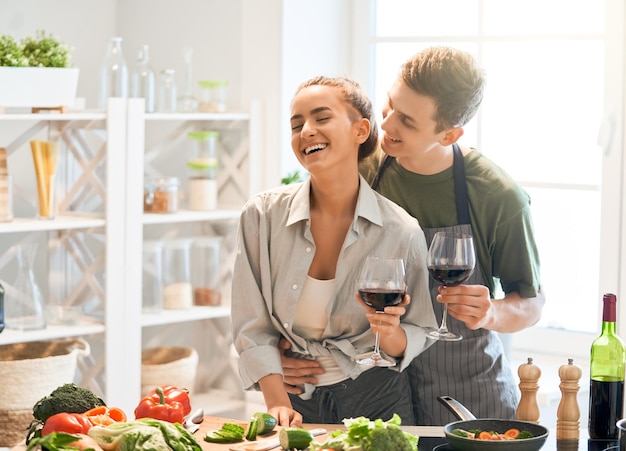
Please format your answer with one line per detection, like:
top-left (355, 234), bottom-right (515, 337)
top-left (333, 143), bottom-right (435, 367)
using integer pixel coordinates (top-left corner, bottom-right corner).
top-left (556, 358), bottom-right (582, 439)
top-left (517, 357), bottom-right (541, 423)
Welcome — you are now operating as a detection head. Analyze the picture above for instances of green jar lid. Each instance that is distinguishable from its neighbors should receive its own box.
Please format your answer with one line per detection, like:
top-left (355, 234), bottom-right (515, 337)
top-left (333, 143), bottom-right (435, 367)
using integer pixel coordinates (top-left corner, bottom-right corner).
top-left (187, 131), bottom-right (219, 140)
top-left (187, 157), bottom-right (218, 170)
top-left (198, 80), bottom-right (229, 88)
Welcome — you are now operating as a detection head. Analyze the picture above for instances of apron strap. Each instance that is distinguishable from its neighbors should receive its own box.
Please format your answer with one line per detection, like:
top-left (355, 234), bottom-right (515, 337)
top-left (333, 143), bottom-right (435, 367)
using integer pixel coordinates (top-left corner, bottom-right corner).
top-left (370, 154), bottom-right (392, 190)
top-left (453, 143), bottom-right (471, 225)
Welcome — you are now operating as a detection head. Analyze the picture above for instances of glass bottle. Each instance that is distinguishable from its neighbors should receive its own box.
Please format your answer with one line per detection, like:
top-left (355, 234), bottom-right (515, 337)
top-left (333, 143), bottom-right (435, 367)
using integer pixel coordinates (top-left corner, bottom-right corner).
top-left (157, 69), bottom-right (177, 113)
top-left (142, 241), bottom-right (163, 313)
top-left (98, 37), bottom-right (129, 110)
top-left (186, 131), bottom-right (218, 210)
top-left (178, 47), bottom-right (198, 113)
top-left (5, 243), bottom-right (46, 331)
top-left (131, 44), bottom-right (156, 113)
top-left (588, 293), bottom-right (625, 439)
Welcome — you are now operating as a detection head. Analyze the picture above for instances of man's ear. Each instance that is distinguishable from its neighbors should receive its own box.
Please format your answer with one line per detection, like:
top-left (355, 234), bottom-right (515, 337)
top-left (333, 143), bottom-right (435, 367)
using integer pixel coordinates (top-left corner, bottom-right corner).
top-left (355, 118), bottom-right (371, 144)
top-left (440, 127), bottom-right (464, 146)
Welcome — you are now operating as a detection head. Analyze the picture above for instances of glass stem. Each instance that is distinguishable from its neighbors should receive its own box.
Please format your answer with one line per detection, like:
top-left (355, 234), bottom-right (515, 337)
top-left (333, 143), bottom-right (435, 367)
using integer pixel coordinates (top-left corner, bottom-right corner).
top-left (372, 312), bottom-right (384, 359)
top-left (439, 304), bottom-right (450, 332)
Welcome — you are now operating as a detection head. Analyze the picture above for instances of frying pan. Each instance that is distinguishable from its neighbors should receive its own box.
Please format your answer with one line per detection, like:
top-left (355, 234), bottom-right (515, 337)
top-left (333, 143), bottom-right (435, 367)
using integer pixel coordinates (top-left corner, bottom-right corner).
top-left (438, 396), bottom-right (549, 451)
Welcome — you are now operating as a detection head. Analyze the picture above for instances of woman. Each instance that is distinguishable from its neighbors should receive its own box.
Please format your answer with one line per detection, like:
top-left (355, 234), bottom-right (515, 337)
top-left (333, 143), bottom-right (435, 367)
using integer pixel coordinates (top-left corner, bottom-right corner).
top-left (231, 76), bottom-right (436, 427)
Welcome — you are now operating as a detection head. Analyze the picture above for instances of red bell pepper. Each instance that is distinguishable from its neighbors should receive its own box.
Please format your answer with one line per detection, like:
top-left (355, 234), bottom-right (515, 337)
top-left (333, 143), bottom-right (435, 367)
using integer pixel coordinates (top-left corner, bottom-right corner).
top-left (41, 412), bottom-right (92, 436)
top-left (134, 385), bottom-right (191, 423)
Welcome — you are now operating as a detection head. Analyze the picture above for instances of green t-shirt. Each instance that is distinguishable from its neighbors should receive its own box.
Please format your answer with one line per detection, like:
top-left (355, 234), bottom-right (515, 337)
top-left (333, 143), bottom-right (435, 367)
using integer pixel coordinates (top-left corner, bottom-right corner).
top-left (362, 149), bottom-right (541, 299)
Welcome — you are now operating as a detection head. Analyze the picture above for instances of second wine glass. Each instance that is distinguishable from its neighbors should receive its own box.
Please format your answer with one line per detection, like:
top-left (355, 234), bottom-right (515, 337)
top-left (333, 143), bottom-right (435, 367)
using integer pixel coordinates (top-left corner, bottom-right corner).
top-left (357, 256), bottom-right (406, 367)
top-left (427, 231), bottom-right (476, 341)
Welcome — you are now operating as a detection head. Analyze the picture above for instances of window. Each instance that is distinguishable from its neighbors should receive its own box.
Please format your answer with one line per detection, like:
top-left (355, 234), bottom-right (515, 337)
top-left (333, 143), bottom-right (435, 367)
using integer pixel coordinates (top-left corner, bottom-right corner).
top-left (354, 0), bottom-right (624, 358)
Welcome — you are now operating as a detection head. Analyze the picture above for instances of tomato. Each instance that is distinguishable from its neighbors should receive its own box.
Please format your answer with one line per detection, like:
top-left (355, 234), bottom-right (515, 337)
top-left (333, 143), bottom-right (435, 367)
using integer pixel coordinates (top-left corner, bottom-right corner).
top-left (84, 405), bottom-right (127, 426)
top-left (41, 412), bottom-right (92, 436)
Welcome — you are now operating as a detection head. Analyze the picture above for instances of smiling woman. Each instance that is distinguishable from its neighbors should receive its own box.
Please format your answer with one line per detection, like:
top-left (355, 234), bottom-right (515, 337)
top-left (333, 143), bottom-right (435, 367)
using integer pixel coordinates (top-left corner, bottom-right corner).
top-left (231, 75), bottom-right (437, 427)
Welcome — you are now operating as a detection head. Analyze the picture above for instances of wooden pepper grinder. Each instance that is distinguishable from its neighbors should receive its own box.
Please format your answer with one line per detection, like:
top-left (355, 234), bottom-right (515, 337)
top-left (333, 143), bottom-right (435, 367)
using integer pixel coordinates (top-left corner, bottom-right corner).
top-left (556, 358), bottom-right (582, 439)
top-left (517, 357), bottom-right (541, 423)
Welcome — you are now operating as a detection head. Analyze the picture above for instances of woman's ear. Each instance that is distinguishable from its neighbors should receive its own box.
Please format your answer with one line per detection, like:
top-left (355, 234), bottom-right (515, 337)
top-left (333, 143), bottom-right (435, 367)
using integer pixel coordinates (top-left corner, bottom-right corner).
top-left (355, 118), bottom-right (371, 144)
top-left (440, 127), bottom-right (464, 146)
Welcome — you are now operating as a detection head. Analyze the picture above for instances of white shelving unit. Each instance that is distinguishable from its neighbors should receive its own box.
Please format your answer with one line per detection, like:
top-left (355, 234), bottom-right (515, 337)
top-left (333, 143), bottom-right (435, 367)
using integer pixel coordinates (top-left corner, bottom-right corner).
top-left (0, 98), bottom-right (261, 416)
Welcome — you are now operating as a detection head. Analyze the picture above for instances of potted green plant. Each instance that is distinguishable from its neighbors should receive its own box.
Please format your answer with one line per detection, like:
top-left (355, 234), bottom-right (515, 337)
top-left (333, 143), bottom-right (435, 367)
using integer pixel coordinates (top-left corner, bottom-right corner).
top-left (0, 30), bottom-right (79, 110)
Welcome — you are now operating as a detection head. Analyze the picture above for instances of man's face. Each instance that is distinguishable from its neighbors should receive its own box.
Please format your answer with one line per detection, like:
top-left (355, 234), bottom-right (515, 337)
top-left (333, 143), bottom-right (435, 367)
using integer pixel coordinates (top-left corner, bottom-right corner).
top-left (380, 78), bottom-right (446, 159)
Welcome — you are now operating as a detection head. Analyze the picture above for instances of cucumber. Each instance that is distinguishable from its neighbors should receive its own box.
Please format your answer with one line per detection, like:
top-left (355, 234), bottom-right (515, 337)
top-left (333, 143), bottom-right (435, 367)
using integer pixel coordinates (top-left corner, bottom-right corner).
top-left (245, 416), bottom-right (258, 440)
top-left (253, 412), bottom-right (277, 435)
top-left (204, 430), bottom-right (243, 443)
top-left (279, 428), bottom-right (314, 450)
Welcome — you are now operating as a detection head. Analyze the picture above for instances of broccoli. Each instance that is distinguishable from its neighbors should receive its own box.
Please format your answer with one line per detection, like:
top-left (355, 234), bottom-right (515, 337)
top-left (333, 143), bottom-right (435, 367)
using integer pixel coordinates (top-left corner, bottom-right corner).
top-left (364, 424), bottom-right (417, 451)
top-left (32, 383), bottom-right (106, 423)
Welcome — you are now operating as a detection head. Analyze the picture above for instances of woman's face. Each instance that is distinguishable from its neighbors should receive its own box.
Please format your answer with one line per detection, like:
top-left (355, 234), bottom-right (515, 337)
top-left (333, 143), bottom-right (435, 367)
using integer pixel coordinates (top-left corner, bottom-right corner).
top-left (290, 85), bottom-right (368, 175)
top-left (380, 78), bottom-right (446, 159)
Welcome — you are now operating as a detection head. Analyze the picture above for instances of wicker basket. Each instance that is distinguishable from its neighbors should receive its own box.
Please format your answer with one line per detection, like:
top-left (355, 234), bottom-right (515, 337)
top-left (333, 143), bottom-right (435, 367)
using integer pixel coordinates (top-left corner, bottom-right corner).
top-left (0, 337), bottom-right (90, 447)
top-left (141, 346), bottom-right (198, 397)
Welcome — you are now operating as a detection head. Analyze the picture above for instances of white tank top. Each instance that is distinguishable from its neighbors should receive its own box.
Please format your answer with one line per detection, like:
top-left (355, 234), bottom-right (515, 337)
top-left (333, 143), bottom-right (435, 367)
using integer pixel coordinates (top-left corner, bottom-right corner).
top-left (293, 275), bottom-right (346, 386)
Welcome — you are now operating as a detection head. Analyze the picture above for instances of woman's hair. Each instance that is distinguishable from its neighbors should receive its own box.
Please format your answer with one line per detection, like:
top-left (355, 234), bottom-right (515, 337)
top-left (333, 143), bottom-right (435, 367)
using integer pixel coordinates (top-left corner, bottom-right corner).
top-left (294, 76), bottom-right (379, 161)
top-left (400, 46), bottom-right (485, 133)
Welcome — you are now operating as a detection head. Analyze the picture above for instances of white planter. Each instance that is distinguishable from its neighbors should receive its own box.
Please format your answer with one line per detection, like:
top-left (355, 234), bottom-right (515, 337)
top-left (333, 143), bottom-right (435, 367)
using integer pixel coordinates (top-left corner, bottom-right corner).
top-left (0, 67), bottom-right (79, 108)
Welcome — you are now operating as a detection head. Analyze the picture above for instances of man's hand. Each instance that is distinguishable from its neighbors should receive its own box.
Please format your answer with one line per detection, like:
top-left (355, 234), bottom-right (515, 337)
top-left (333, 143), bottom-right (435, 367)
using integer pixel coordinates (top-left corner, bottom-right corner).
top-left (278, 337), bottom-right (324, 394)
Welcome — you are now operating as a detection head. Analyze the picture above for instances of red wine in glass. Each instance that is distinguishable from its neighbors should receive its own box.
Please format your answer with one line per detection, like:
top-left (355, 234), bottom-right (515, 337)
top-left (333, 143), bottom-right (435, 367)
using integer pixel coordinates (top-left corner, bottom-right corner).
top-left (428, 266), bottom-right (474, 287)
top-left (356, 256), bottom-right (406, 367)
top-left (358, 289), bottom-right (405, 311)
top-left (427, 232), bottom-right (476, 341)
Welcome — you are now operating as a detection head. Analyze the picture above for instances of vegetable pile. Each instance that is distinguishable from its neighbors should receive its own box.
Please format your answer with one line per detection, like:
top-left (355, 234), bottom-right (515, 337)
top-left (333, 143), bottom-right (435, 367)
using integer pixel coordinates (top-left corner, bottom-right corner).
top-left (310, 414), bottom-right (418, 451)
top-left (25, 383), bottom-right (202, 451)
top-left (203, 412), bottom-right (278, 444)
top-left (452, 428), bottom-right (534, 441)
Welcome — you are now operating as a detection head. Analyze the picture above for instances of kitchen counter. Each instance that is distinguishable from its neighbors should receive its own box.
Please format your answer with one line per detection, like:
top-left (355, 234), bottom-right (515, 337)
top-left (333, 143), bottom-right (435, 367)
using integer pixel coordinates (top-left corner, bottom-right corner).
top-left (193, 417), bottom-right (619, 451)
top-left (7, 416), bottom-right (618, 450)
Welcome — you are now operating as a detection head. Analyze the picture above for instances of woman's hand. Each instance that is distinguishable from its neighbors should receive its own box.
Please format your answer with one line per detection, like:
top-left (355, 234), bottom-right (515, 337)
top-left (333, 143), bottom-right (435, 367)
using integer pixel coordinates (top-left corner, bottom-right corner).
top-left (356, 291), bottom-right (409, 357)
top-left (268, 405), bottom-right (303, 427)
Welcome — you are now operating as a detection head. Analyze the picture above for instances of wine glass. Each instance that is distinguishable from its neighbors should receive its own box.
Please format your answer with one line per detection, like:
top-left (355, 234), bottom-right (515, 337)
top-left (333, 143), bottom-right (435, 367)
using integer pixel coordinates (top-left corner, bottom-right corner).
top-left (427, 232), bottom-right (476, 341)
top-left (357, 256), bottom-right (406, 367)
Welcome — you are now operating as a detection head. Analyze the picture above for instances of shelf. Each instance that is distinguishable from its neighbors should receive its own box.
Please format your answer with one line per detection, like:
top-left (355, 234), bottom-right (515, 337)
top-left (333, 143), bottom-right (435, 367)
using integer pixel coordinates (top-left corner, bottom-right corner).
top-left (0, 317), bottom-right (105, 345)
top-left (0, 111), bottom-right (106, 121)
top-left (142, 209), bottom-right (241, 225)
top-left (0, 215), bottom-right (106, 234)
top-left (141, 305), bottom-right (231, 327)
top-left (145, 112), bottom-right (250, 121)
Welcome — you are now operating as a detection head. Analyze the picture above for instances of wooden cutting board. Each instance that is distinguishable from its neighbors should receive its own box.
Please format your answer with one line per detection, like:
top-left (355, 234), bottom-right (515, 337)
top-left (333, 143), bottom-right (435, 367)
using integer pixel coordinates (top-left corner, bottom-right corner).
top-left (193, 416), bottom-right (332, 451)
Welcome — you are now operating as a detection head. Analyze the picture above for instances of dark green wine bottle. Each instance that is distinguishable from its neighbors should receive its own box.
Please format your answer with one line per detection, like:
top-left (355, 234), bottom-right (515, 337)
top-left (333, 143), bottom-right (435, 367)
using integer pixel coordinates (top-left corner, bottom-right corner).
top-left (588, 293), bottom-right (625, 439)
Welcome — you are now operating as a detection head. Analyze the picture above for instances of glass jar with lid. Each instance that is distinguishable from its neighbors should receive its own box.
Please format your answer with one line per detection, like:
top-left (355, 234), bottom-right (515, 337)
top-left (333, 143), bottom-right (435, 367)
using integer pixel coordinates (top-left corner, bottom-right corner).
top-left (144, 176), bottom-right (180, 213)
top-left (186, 131), bottom-right (219, 211)
top-left (198, 80), bottom-right (228, 112)
top-left (162, 239), bottom-right (193, 309)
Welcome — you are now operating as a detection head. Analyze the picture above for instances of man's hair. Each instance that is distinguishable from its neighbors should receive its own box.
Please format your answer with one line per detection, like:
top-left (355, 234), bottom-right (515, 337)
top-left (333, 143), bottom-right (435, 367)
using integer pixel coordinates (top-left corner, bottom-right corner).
top-left (400, 46), bottom-right (485, 132)
top-left (294, 76), bottom-right (379, 161)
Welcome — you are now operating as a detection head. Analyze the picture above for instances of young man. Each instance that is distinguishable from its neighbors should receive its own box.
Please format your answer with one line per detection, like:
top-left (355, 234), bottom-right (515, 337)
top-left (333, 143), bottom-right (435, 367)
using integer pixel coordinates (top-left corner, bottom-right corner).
top-left (279, 47), bottom-right (545, 425)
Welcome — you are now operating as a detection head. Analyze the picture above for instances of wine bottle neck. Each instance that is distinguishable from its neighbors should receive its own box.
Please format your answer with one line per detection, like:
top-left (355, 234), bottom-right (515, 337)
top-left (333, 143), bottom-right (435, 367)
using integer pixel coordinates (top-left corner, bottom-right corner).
top-left (601, 321), bottom-right (617, 336)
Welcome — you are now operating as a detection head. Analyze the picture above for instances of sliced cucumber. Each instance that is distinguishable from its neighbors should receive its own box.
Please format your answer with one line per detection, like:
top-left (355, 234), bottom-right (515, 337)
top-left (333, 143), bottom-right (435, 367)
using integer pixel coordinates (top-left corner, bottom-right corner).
top-left (253, 412), bottom-right (277, 435)
top-left (279, 428), bottom-right (314, 450)
top-left (245, 416), bottom-right (258, 441)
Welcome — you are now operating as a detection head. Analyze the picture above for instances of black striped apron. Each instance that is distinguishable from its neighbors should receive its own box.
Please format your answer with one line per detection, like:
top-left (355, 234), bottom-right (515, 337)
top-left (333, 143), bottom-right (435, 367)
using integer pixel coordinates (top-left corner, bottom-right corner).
top-left (372, 144), bottom-right (518, 425)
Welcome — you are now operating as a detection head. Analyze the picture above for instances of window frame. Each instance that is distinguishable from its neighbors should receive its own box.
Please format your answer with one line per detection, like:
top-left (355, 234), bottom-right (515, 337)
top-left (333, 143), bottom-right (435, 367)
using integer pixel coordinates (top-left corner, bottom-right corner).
top-left (350, 0), bottom-right (626, 358)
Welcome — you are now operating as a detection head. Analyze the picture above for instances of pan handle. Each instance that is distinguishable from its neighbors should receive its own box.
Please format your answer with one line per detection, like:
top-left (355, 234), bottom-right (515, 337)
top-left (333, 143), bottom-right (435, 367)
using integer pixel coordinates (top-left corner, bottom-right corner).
top-left (437, 396), bottom-right (478, 421)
